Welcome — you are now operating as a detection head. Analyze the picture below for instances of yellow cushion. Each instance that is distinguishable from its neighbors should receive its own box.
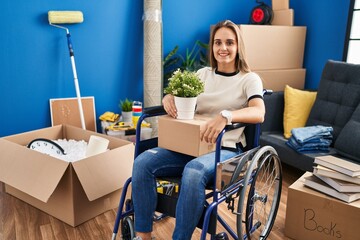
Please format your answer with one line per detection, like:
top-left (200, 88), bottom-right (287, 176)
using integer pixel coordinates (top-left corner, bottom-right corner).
top-left (283, 85), bottom-right (317, 138)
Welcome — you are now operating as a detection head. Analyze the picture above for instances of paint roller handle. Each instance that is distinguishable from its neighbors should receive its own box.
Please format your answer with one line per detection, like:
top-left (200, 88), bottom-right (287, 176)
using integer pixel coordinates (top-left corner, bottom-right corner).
top-left (66, 33), bottom-right (75, 57)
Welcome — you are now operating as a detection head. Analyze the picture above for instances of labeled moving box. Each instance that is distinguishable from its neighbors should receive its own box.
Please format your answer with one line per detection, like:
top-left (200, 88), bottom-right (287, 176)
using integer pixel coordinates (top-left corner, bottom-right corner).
top-left (285, 172), bottom-right (360, 240)
top-left (239, 25), bottom-right (306, 71)
top-left (158, 115), bottom-right (215, 157)
top-left (0, 125), bottom-right (134, 226)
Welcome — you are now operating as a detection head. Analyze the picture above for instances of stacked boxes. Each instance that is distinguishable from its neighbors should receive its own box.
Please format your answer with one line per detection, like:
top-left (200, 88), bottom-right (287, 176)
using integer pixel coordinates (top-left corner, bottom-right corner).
top-left (240, 24), bottom-right (306, 91)
top-left (271, 0), bottom-right (293, 26)
top-left (239, 0), bottom-right (307, 91)
top-left (271, 8), bottom-right (294, 26)
top-left (272, 0), bottom-right (289, 10)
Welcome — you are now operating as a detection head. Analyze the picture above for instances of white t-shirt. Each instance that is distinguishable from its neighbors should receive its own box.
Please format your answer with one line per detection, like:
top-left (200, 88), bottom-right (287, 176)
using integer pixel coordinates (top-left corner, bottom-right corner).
top-left (196, 67), bottom-right (263, 148)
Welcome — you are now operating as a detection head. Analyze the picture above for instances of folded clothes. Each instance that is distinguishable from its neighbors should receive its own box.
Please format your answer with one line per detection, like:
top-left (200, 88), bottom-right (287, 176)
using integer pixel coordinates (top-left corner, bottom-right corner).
top-left (300, 136), bottom-right (332, 144)
top-left (291, 125), bottom-right (333, 144)
top-left (286, 125), bottom-right (333, 154)
top-left (99, 111), bottom-right (120, 122)
top-left (287, 137), bottom-right (332, 149)
top-left (286, 143), bottom-right (331, 154)
top-left (286, 137), bottom-right (332, 153)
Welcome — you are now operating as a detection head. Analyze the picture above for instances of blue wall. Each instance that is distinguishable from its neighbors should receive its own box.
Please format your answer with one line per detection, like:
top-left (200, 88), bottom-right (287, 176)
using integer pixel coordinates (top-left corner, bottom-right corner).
top-left (0, 0), bottom-right (350, 137)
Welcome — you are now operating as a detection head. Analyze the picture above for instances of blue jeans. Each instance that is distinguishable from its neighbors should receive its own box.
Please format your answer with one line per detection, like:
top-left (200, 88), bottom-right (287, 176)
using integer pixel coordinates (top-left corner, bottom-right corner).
top-left (291, 125), bottom-right (333, 144)
top-left (132, 147), bottom-right (241, 240)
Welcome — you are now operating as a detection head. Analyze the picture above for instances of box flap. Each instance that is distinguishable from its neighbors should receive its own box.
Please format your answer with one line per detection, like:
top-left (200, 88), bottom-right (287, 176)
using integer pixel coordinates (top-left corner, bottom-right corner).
top-left (0, 138), bottom-right (69, 202)
top-left (3, 125), bottom-right (63, 145)
top-left (72, 143), bottom-right (134, 201)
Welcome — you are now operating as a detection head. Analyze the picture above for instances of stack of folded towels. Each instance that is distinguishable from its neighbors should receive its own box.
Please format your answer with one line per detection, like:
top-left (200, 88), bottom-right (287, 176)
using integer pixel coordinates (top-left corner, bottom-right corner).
top-left (286, 125), bottom-right (333, 153)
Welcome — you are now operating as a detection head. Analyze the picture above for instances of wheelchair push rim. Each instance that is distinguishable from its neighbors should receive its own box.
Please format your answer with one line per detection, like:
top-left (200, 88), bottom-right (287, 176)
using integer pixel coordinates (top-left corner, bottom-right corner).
top-left (236, 146), bottom-right (282, 240)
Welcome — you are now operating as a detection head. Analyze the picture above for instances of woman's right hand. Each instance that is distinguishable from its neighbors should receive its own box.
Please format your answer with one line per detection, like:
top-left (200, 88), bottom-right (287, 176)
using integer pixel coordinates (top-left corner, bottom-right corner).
top-left (162, 94), bottom-right (177, 118)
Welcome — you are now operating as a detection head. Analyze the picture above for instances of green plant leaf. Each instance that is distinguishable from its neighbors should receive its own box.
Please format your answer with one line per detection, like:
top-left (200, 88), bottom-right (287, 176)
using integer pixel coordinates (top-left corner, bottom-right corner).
top-left (163, 40), bottom-right (209, 91)
top-left (119, 98), bottom-right (133, 112)
top-left (163, 45), bottom-right (179, 65)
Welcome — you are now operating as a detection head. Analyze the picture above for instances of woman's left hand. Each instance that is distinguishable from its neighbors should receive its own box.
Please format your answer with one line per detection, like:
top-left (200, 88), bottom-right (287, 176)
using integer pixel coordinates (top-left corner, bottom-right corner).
top-left (200, 114), bottom-right (227, 144)
top-left (162, 94), bottom-right (177, 118)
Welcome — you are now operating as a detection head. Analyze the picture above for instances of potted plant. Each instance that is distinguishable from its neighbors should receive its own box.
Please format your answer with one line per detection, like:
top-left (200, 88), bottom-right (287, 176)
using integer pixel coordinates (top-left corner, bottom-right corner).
top-left (163, 40), bottom-right (208, 89)
top-left (119, 98), bottom-right (133, 123)
top-left (164, 69), bottom-right (204, 119)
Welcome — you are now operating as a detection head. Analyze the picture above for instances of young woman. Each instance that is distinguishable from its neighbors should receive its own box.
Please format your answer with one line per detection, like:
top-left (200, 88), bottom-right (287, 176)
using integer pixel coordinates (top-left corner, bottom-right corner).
top-left (132, 20), bottom-right (265, 240)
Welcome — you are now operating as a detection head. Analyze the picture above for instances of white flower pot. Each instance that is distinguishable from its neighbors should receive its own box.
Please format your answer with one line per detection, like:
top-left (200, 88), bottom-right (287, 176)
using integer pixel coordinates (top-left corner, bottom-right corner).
top-left (174, 96), bottom-right (197, 120)
top-left (122, 111), bottom-right (133, 123)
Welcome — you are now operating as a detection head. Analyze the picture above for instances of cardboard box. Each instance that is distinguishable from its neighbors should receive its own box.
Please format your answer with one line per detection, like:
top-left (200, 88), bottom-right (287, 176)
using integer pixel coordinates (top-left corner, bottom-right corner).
top-left (239, 25), bottom-right (306, 70)
top-left (158, 115), bottom-right (215, 157)
top-left (0, 125), bottom-right (135, 226)
top-left (271, 9), bottom-right (294, 26)
top-left (255, 68), bottom-right (306, 91)
top-left (272, 0), bottom-right (289, 10)
top-left (285, 172), bottom-right (360, 240)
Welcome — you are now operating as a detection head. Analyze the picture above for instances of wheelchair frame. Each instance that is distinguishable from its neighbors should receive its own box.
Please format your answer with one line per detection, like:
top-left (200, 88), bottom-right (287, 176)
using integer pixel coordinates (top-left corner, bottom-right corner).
top-left (112, 93), bottom-right (282, 240)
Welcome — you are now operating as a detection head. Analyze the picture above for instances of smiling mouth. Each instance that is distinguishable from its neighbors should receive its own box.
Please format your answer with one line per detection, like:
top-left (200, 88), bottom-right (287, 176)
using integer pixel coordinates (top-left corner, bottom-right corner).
top-left (218, 53), bottom-right (229, 57)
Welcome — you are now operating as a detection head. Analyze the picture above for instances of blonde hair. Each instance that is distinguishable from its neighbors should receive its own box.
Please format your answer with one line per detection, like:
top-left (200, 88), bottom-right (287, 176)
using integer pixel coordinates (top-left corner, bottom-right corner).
top-left (209, 20), bottom-right (251, 73)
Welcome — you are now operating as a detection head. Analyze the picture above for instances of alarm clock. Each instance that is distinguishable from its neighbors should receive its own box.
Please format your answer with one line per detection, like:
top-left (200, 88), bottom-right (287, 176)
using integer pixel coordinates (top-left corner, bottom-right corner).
top-left (28, 138), bottom-right (66, 156)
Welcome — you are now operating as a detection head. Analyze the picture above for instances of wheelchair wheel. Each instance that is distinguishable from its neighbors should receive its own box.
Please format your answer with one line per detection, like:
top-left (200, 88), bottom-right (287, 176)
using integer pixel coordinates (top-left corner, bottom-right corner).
top-left (215, 232), bottom-right (229, 240)
top-left (121, 216), bottom-right (135, 240)
top-left (236, 146), bottom-right (282, 240)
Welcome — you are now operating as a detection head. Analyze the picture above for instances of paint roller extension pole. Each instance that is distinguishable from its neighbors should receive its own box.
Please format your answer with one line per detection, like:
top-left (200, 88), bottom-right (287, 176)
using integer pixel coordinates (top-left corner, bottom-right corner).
top-left (48, 11), bottom-right (86, 130)
top-left (67, 33), bottom-right (86, 130)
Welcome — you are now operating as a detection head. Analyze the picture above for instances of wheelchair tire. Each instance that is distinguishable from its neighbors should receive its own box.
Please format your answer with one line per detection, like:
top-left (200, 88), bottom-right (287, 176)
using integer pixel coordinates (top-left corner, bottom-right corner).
top-left (236, 146), bottom-right (282, 240)
top-left (215, 232), bottom-right (229, 240)
top-left (121, 216), bottom-right (135, 240)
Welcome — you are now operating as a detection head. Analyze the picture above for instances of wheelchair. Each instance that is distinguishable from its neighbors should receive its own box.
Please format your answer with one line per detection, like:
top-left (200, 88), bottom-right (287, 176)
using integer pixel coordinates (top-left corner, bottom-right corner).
top-left (112, 91), bottom-right (282, 240)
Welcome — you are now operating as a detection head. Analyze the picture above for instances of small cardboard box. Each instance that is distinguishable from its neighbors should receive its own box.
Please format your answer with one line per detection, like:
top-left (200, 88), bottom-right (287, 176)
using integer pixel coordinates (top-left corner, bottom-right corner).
top-left (239, 25), bottom-right (306, 70)
top-left (272, 0), bottom-right (289, 10)
top-left (285, 172), bottom-right (360, 240)
top-left (158, 115), bottom-right (215, 157)
top-left (0, 125), bottom-right (135, 226)
top-left (271, 9), bottom-right (294, 26)
top-left (255, 68), bottom-right (306, 91)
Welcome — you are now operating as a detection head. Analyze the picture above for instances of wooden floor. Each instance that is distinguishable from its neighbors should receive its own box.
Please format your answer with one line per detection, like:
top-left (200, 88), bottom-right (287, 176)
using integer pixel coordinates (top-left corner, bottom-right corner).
top-left (0, 164), bottom-right (303, 240)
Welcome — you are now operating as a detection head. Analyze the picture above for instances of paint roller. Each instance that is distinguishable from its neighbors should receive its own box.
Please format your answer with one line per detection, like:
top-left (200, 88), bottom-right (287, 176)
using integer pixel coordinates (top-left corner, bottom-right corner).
top-left (48, 11), bottom-right (86, 130)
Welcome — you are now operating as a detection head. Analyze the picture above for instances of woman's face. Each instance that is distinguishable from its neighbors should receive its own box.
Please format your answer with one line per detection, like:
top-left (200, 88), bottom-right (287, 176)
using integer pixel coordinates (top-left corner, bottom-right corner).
top-left (213, 27), bottom-right (238, 72)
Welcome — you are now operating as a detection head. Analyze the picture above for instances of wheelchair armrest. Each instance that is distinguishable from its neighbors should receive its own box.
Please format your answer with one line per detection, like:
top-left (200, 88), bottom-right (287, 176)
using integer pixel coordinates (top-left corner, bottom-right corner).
top-left (224, 122), bottom-right (248, 132)
top-left (263, 89), bottom-right (273, 96)
top-left (223, 89), bottom-right (271, 133)
top-left (143, 105), bottom-right (166, 116)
